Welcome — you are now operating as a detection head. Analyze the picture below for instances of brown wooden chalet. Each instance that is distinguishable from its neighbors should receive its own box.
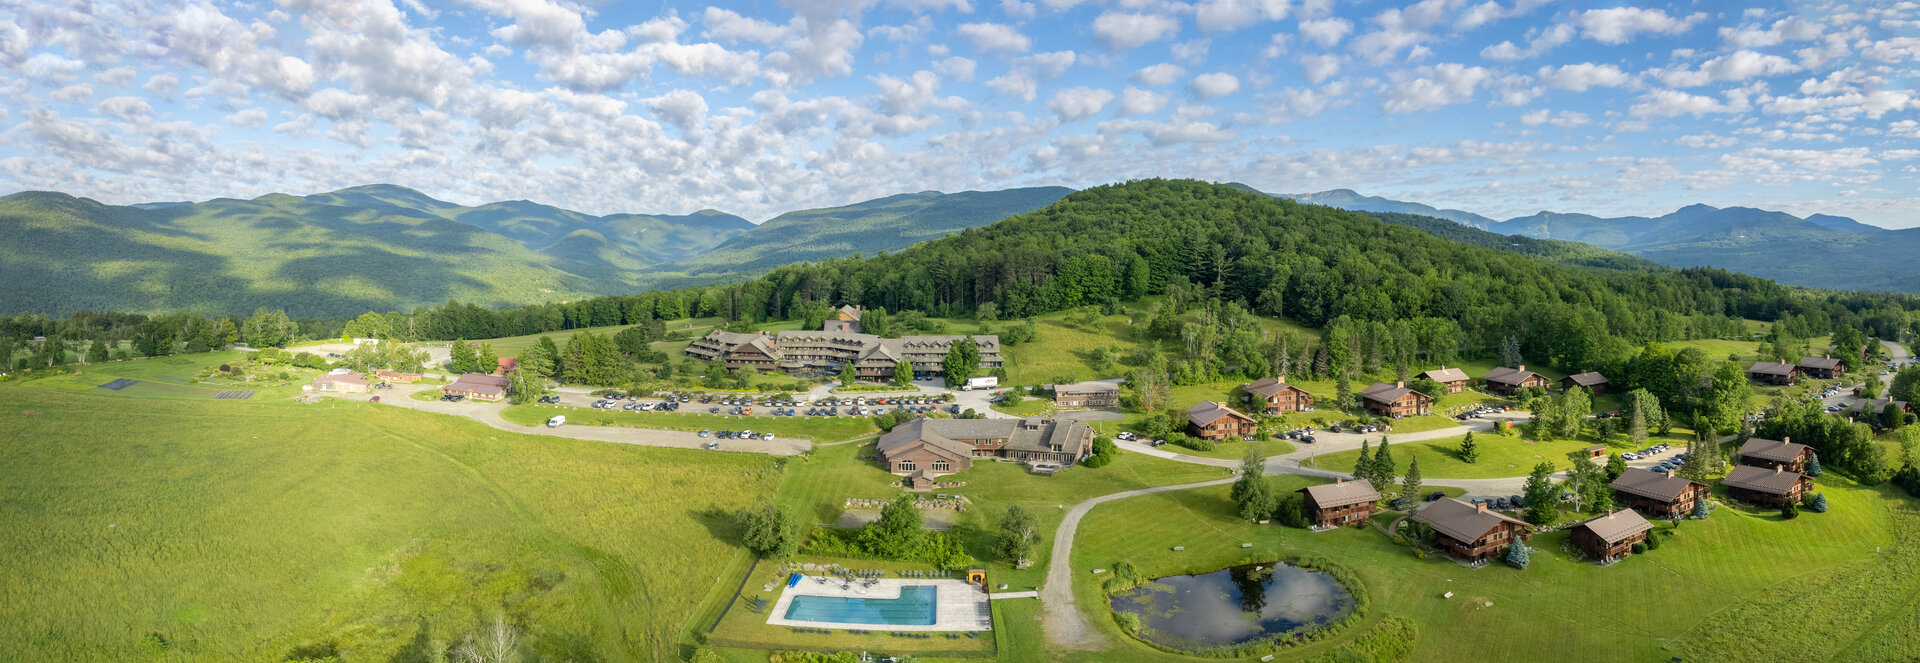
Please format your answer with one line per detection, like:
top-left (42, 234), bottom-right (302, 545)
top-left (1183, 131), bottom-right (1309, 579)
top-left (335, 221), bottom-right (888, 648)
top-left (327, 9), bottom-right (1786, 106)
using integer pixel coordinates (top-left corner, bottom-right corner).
top-left (1739, 437), bottom-right (1811, 472)
top-left (1746, 361), bottom-right (1798, 386)
top-left (1568, 509), bottom-right (1654, 563)
top-left (1298, 478), bottom-right (1381, 528)
top-left (1243, 377), bottom-right (1314, 415)
top-left (1481, 366), bottom-right (1548, 396)
top-left (442, 373), bottom-right (508, 401)
top-left (1561, 371), bottom-right (1609, 395)
top-left (1419, 366), bottom-right (1471, 394)
top-left (1052, 381), bottom-right (1120, 408)
top-left (1722, 465), bottom-right (1812, 508)
top-left (1357, 381), bottom-right (1433, 418)
top-left (1849, 396), bottom-right (1913, 420)
top-left (1411, 498), bottom-right (1534, 563)
top-left (1186, 401), bottom-right (1256, 441)
top-left (1797, 356), bottom-right (1846, 380)
top-left (683, 328), bottom-right (1001, 379)
top-left (1609, 467), bottom-right (1709, 519)
top-left (874, 417), bottom-right (1093, 476)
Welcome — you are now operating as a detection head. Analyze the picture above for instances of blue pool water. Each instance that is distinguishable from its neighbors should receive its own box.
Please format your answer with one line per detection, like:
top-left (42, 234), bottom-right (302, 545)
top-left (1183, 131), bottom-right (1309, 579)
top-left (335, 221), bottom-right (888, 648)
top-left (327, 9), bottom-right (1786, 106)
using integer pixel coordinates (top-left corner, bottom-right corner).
top-left (784, 585), bottom-right (938, 625)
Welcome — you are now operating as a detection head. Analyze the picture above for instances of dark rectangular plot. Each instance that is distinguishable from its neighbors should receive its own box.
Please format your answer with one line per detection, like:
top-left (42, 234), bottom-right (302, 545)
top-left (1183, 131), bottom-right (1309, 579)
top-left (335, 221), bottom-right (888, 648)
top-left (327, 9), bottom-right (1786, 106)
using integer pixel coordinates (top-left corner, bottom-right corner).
top-left (214, 390), bottom-right (254, 400)
top-left (97, 378), bottom-right (139, 390)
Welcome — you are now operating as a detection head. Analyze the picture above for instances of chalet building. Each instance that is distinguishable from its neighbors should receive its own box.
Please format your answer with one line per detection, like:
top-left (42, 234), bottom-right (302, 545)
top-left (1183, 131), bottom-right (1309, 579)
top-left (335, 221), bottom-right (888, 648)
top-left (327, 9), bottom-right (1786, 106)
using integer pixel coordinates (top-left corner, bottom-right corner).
top-left (1419, 367), bottom-right (1471, 394)
top-left (1053, 381), bottom-right (1120, 408)
top-left (1739, 437), bottom-right (1812, 472)
top-left (1568, 509), bottom-right (1654, 563)
top-left (1298, 478), bottom-right (1381, 528)
top-left (1186, 401), bottom-right (1257, 442)
top-left (1243, 377), bottom-right (1314, 414)
top-left (824, 305), bottom-right (864, 333)
top-left (683, 328), bottom-right (1001, 379)
top-left (1561, 371), bottom-right (1610, 395)
top-left (1849, 396), bottom-right (1913, 420)
top-left (1357, 381), bottom-right (1433, 418)
top-left (1609, 467), bottom-right (1710, 519)
top-left (1411, 498), bottom-right (1535, 563)
top-left (312, 373), bottom-right (371, 394)
top-left (373, 370), bottom-right (421, 383)
top-left (1798, 356), bottom-right (1847, 380)
top-left (443, 373), bottom-right (509, 401)
top-left (1722, 465), bottom-right (1813, 508)
top-left (1481, 366), bottom-right (1549, 396)
top-left (873, 417), bottom-right (1093, 476)
top-left (1746, 361), bottom-right (1799, 386)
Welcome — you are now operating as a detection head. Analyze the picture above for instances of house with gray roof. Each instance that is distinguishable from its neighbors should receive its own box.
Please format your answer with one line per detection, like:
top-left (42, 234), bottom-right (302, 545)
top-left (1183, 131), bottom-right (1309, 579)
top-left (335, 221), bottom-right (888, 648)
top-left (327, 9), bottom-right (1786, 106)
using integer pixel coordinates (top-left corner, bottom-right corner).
top-left (1746, 361), bottom-right (1799, 386)
top-left (873, 417), bottom-right (1093, 477)
top-left (1609, 467), bottom-right (1709, 519)
top-left (1798, 355), bottom-right (1847, 379)
top-left (1298, 478), bottom-right (1381, 527)
top-left (1053, 381), bottom-right (1120, 408)
top-left (1357, 381), bottom-right (1432, 418)
top-left (1243, 377), bottom-right (1313, 414)
top-left (1568, 510), bottom-right (1654, 563)
top-left (1481, 365), bottom-right (1548, 395)
top-left (1561, 371), bottom-right (1610, 395)
top-left (1418, 366), bottom-right (1471, 394)
top-left (1739, 437), bottom-right (1811, 472)
top-left (1722, 465), bottom-right (1813, 508)
top-left (682, 327), bottom-right (1001, 380)
top-left (1411, 498), bottom-right (1534, 563)
top-left (1186, 401), bottom-right (1256, 441)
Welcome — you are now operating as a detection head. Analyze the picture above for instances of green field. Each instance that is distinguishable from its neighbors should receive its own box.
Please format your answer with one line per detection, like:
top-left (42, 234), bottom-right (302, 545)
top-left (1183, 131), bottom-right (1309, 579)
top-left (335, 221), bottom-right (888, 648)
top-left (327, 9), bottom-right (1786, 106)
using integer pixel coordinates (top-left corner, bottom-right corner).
top-left (1062, 474), bottom-right (1913, 662)
top-left (0, 386), bottom-right (781, 662)
top-left (1304, 428), bottom-right (1699, 479)
top-left (500, 404), bottom-right (878, 443)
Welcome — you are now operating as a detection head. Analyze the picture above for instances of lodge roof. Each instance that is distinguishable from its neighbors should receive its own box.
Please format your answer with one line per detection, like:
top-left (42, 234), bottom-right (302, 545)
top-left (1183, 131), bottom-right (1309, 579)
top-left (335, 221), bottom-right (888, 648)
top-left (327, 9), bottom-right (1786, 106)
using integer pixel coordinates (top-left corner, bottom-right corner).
top-left (1799, 356), bottom-right (1844, 370)
top-left (1482, 366), bottom-right (1543, 386)
top-left (1244, 377), bottom-right (1306, 398)
top-left (1299, 479), bottom-right (1381, 509)
top-left (1609, 467), bottom-right (1707, 502)
top-left (1357, 381), bottom-right (1425, 405)
top-left (1571, 509), bottom-right (1654, 545)
top-left (1564, 371), bottom-right (1609, 387)
top-left (1748, 361), bottom-right (1798, 376)
top-left (1186, 401), bottom-right (1253, 427)
top-left (1412, 498), bottom-right (1532, 543)
top-left (1739, 437), bottom-right (1809, 463)
top-left (1722, 465), bottom-right (1808, 495)
top-left (1420, 367), bottom-right (1471, 383)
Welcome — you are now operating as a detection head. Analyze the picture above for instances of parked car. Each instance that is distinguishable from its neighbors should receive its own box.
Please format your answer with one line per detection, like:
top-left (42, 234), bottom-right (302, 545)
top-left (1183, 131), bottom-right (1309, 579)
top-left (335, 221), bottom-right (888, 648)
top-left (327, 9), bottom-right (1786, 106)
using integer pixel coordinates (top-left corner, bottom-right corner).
top-left (1425, 491), bottom-right (1445, 502)
top-left (698, 430), bottom-right (711, 437)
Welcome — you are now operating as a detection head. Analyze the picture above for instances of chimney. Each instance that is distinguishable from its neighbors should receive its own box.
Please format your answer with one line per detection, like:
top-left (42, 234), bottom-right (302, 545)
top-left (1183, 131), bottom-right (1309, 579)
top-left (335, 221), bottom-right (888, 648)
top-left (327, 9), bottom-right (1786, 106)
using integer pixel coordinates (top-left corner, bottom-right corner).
top-left (1775, 465), bottom-right (1783, 474)
top-left (1396, 381), bottom-right (1405, 388)
top-left (1476, 501), bottom-right (1488, 514)
top-left (1783, 436), bottom-right (1791, 445)
top-left (1665, 469), bottom-right (1675, 478)
top-left (1517, 364), bottom-right (1525, 372)
top-left (1606, 509), bottom-right (1614, 518)
top-left (1335, 477), bottom-right (1343, 485)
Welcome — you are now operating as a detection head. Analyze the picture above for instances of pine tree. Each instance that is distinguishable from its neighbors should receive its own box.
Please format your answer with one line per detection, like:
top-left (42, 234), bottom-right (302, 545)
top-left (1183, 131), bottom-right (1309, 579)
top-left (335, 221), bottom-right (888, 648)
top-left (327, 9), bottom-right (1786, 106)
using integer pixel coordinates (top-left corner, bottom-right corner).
top-left (1522, 462), bottom-right (1557, 525)
top-left (1399, 453), bottom-right (1423, 505)
top-left (1781, 499), bottom-right (1799, 520)
top-left (839, 362), bottom-right (857, 386)
top-left (1312, 343), bottom-right (1330, 378)
top-left (1335, 371), bottom-right (1353, 413)
top-left (477, 343), bottom-right (498, 375)
top-left (1505, 541), bottom-right (1530, 569)
top-left (1354, 440), bottom-right (1373, 482)
top-left (1629, 397), bottom-right (1649, 446)
top-left (1500, 335), bottom-right (1523, 367)
top-left (1805, 452), bottom-right (1823, 477)
top-left (1691, 496), bottom-right (1709, 519)
top-left (1605, 452), bottom-right (1627, 482)
top-left (1458, 432), bottom-right (1480, 464)
top-left (1371, 438), bottom-right (1396, 491)
top-left (1808, 492), bottom-right (1828, 513)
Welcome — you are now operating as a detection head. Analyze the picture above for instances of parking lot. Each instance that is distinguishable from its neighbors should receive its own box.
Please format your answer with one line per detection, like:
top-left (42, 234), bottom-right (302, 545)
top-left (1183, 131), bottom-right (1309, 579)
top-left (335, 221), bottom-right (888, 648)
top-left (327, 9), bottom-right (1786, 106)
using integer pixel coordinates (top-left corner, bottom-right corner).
top-left (549, 390), bottom-right (963, 419)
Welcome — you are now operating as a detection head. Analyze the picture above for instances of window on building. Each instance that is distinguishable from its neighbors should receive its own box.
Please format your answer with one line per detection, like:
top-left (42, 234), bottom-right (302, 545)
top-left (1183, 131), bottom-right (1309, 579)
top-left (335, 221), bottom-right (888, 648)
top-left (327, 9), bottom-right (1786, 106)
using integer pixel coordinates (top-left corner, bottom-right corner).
top-left (898, 461), bottom-right (916, 471)
top-left (932, 462), bottom-right (950, 472)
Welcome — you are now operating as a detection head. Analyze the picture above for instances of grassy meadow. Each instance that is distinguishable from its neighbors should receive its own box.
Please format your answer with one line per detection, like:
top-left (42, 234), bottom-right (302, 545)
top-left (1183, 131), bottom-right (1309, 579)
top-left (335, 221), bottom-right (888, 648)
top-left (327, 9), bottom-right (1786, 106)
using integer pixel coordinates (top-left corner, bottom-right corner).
top-left (1061, 474), bottom-right (1910, 663)
top-left (1304, 427), bottom-right (1700, 479)
top-left (0, 385), bottom-right (782, 662)
top-left (500, 404), bottom-right (878, 443)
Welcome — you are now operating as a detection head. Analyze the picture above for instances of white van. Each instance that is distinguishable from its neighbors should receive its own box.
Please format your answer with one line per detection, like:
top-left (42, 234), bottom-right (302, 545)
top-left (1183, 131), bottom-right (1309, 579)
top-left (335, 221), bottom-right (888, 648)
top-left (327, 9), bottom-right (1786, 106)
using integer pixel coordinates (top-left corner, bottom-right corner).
top-left (546, 415), bottom-right (566, 428)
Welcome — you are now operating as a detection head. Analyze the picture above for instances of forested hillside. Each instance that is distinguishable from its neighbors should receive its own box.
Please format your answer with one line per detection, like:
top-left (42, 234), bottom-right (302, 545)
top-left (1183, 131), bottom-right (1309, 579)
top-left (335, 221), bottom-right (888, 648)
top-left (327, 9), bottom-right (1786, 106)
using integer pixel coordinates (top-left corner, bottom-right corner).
top-left (646, 187), bottom-right (1073, 288)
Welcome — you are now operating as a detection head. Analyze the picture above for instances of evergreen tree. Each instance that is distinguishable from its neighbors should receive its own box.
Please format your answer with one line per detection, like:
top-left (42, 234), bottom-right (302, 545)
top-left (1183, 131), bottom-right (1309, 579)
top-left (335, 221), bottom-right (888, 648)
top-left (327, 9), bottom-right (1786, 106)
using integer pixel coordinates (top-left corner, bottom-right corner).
top-left (1605, 452), bottom-right (1628, 482)
top-left (1629, 397), bottom-right (1649, 446)
top-left (1691, 497), bottom-right (1710, 519)
top-left (1353, 440), bottom-right (1373, 482)
top-left (1335, 371), bottom-right (1353, 413)
top-left (1522, 462), bottom-right (1557, 525)
top-left (1499, 335), bottom-right (1523, 367)
top-left (839, 362), bottom-right (857, 386)
top-left (1399, 453), bottom-right (1424, 505)
top-left (1781, 499), bottom-right (1799, 520)
top-left (1505, 541), bottom-right (1530, 569)
top-left (1231, 448), bottom-right (1277, 522)
top-left (1643, 529), bottom-right (1662, 550)
top-left (537, 336), bottom-right (562, 379)
top-left (1884, 402), bottom-right (1904, 431)
top-left (1311, 343), bottom-right (1330, 378)
top-left (1805, 452), bottom-right (1823, 477)
top-left (1807, 492), bottom-right (1828, 513)
top-left (1458, 432), bottom-right (1480, 464)
top-left (942, 337), bottom-right (979, 386)
top-left (1677, 435), bottom-right (1712, 482)
top-left (893, 359), bottom-right (913, 386)
top-left (1371, 438), bottom-right (1397, 491)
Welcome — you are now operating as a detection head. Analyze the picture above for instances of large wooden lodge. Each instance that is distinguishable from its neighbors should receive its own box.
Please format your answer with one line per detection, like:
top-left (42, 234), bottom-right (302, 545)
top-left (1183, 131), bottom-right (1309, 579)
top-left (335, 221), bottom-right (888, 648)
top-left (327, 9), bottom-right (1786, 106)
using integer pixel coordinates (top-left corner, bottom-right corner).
top-left (873, 417), bottom-right (1093, 478)
top-left (684, 327), bottom-right (1001, 380)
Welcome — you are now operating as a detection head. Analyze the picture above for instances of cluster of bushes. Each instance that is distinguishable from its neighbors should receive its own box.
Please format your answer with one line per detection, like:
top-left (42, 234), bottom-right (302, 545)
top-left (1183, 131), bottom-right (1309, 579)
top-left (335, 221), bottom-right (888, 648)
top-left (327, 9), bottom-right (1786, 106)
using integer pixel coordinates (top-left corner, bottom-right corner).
top-left (1080, 436), bottom-right (1117, 468)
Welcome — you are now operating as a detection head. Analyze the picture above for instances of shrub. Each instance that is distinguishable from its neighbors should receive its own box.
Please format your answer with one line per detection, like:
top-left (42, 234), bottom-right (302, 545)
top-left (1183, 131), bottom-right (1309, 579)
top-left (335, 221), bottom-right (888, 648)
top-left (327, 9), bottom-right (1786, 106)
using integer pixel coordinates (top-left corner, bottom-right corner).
top-left (1115, 612), bottom-right (1142, 634)
top-left (1505, 542), bottom-right (1530, 569)
top-left (1644, 531), bottom-right (1661, 550)
top-left (1631, 542), bottom-right (1647, 554)
top-left (1805, 492), bottom-right (1829, 513)
top-left (1781, 500), bottom-right (1800, 520)
top-left (1169, 434), bottom-right (1211, 452)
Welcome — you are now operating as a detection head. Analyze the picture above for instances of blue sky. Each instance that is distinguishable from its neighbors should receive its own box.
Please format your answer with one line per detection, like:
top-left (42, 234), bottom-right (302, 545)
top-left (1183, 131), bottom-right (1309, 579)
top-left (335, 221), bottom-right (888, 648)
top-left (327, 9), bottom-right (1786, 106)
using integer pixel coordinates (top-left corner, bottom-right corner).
top-left (3, 0), bottom-right (1918, 226)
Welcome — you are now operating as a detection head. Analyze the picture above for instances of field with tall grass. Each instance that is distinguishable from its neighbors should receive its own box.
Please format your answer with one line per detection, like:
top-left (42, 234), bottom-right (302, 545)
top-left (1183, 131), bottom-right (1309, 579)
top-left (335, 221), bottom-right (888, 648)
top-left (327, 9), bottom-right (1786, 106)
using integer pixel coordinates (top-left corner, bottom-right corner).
top-left (0, 386), bottom-right (781, 662)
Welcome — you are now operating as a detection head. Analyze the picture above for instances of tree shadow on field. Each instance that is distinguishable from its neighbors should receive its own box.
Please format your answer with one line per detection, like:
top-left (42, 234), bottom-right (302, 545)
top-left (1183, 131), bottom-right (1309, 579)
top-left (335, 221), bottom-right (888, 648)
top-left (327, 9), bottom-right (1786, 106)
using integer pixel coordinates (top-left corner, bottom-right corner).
top-left (692, 506), bottom-right (741, 546)
top-left (386, 617), bottom-right (434, 663)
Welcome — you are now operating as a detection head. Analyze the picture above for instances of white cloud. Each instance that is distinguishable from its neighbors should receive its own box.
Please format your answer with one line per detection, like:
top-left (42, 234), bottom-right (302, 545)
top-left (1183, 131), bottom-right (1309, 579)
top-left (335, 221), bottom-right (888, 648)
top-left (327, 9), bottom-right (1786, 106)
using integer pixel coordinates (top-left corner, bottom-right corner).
top-left (1382, 63), bottom-right (1491, 113)
top-left (1660, 50), bottom-right (1800, 87)
top-left (1297, 18), bottom-right (1352, 47)
top-left (1118, 86), bottom-right (1168, 115)
top-left (1536, 63), bottom-right (1629, 91)
top-left (1092, 12), bottom-right (1180, 51)
top-left (702, 7), bottom-right (788, 43)
top-left (955, 22), bottom-right (1031, 53)
top-left (1190, 72), bottom-right (1241, 99)
top-left (1194, 0), bottom-right (1288, 32)
top-left (932, 56), bottom-right (977, 82)
top-left (1575, 7), bottom-right (1705, 45)
top-left (1000, 0), bottom-right (1037, 20)
top-left (1519, 108), bottom-right (1589, 127)
top-left (50, 84), bottom-right (93, 102)
top-left (1132, 63), bottom-right (1186, 86)
top-left (93, 67), bottom-right (138, 86)
top-left (93, 96), bottom-right (152, 121)
top-left (1298, 54), bottom-right (1341, 84)
top-left (1025, 50), bottom-right (1076, 78)
top-left (225, 107), bottom-right (270, 127)
top-left (1480, 22), bottom-right (1572, 60)
top-left (986, 70), bottom-right (1037, 101)
top-left (1719, 16), bottom-right (1823, 48)
top-left (467, 0), bottom-right (588, 48)
top-left (1629, 89), bottom-right (1744, 117)
top-left (1047, 86), bottom-right (1114, 120)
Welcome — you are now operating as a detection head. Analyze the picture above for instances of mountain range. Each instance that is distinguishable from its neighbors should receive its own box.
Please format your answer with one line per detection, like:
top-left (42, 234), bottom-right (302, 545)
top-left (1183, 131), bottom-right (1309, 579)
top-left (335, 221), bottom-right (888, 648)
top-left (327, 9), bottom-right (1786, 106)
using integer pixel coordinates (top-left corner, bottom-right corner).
top-left (1264, 188), bottom-right (1920, 294)
top-left (0, 184), bottom-right (1068, 317)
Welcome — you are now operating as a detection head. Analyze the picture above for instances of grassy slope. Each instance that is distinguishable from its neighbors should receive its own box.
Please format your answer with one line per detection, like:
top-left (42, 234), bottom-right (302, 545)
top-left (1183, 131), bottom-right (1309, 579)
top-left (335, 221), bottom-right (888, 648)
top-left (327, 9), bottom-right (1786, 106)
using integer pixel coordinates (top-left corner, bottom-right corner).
top-left (0, 385), bottom-right (781, 662)
top-left (501, 404), bottom-right (878, 443)
top-left (1065, 474), bottom-right (1904, 663)
top-left (1304, 429), bottom-right (1698, 479)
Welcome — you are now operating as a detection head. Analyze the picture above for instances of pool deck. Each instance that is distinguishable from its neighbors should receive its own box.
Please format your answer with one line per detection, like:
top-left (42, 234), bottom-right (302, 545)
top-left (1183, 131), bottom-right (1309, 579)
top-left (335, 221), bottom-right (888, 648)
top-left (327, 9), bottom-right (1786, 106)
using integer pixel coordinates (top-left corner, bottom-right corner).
top-left (766, 577), bottom-right (993, 632)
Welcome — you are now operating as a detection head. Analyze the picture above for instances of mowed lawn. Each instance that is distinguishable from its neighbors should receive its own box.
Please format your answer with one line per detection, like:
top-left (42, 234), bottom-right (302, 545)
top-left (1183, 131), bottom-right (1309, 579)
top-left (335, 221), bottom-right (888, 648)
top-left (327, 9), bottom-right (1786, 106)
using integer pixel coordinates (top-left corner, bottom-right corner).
top-left (1060, 474), bottom-right (1905, 663)
top-left (501, 403), bottom-right (879, 443)
top-left (0, 387), bottom-right (782, 662)
top-left (1305, 428), bottom-right (1700, 479)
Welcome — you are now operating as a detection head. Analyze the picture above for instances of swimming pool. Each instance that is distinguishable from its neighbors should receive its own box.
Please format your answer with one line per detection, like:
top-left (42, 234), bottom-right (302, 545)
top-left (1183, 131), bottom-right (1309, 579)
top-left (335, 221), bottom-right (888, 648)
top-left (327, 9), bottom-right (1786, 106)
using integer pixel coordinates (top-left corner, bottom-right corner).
top-left (782, 585), bottom-right (939, 626)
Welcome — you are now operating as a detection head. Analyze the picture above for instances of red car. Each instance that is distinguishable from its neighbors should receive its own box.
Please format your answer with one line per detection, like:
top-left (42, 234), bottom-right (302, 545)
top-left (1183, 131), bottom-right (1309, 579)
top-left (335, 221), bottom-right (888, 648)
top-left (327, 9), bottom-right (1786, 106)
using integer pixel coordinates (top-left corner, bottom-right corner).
top-left (370, 396), bottom-right (381, 403)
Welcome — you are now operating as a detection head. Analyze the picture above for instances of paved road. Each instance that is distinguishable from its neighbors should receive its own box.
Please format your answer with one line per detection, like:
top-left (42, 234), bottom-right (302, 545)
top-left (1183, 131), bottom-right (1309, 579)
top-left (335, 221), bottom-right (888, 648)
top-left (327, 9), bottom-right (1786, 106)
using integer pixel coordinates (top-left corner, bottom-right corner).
top-left (367, 384), bottom-right (809, 455)
top-left (1038, 476), bottom-right (1236, 651)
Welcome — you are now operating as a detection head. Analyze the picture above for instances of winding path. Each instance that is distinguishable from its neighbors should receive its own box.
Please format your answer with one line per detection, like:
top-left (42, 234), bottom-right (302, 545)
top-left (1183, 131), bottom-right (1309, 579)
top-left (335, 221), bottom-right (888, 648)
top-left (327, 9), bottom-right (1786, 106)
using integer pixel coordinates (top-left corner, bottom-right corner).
top-left (1038, 476), bottom-right (1238, 651)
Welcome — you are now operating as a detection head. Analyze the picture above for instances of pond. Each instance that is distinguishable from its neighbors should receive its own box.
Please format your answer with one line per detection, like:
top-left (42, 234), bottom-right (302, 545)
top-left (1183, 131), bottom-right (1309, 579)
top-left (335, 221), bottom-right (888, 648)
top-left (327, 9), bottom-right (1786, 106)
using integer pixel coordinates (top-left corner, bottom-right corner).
top-left (1108, 562), bottom-right (1355, 651)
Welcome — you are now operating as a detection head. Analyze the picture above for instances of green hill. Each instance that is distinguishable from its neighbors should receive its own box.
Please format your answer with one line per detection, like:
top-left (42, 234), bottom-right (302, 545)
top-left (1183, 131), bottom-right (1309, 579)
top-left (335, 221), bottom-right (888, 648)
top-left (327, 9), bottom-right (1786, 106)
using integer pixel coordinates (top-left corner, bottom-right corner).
top-left (0, 190), bottom-right (600, 318)
top-left (647, 186), bottom-right (1074, 287)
